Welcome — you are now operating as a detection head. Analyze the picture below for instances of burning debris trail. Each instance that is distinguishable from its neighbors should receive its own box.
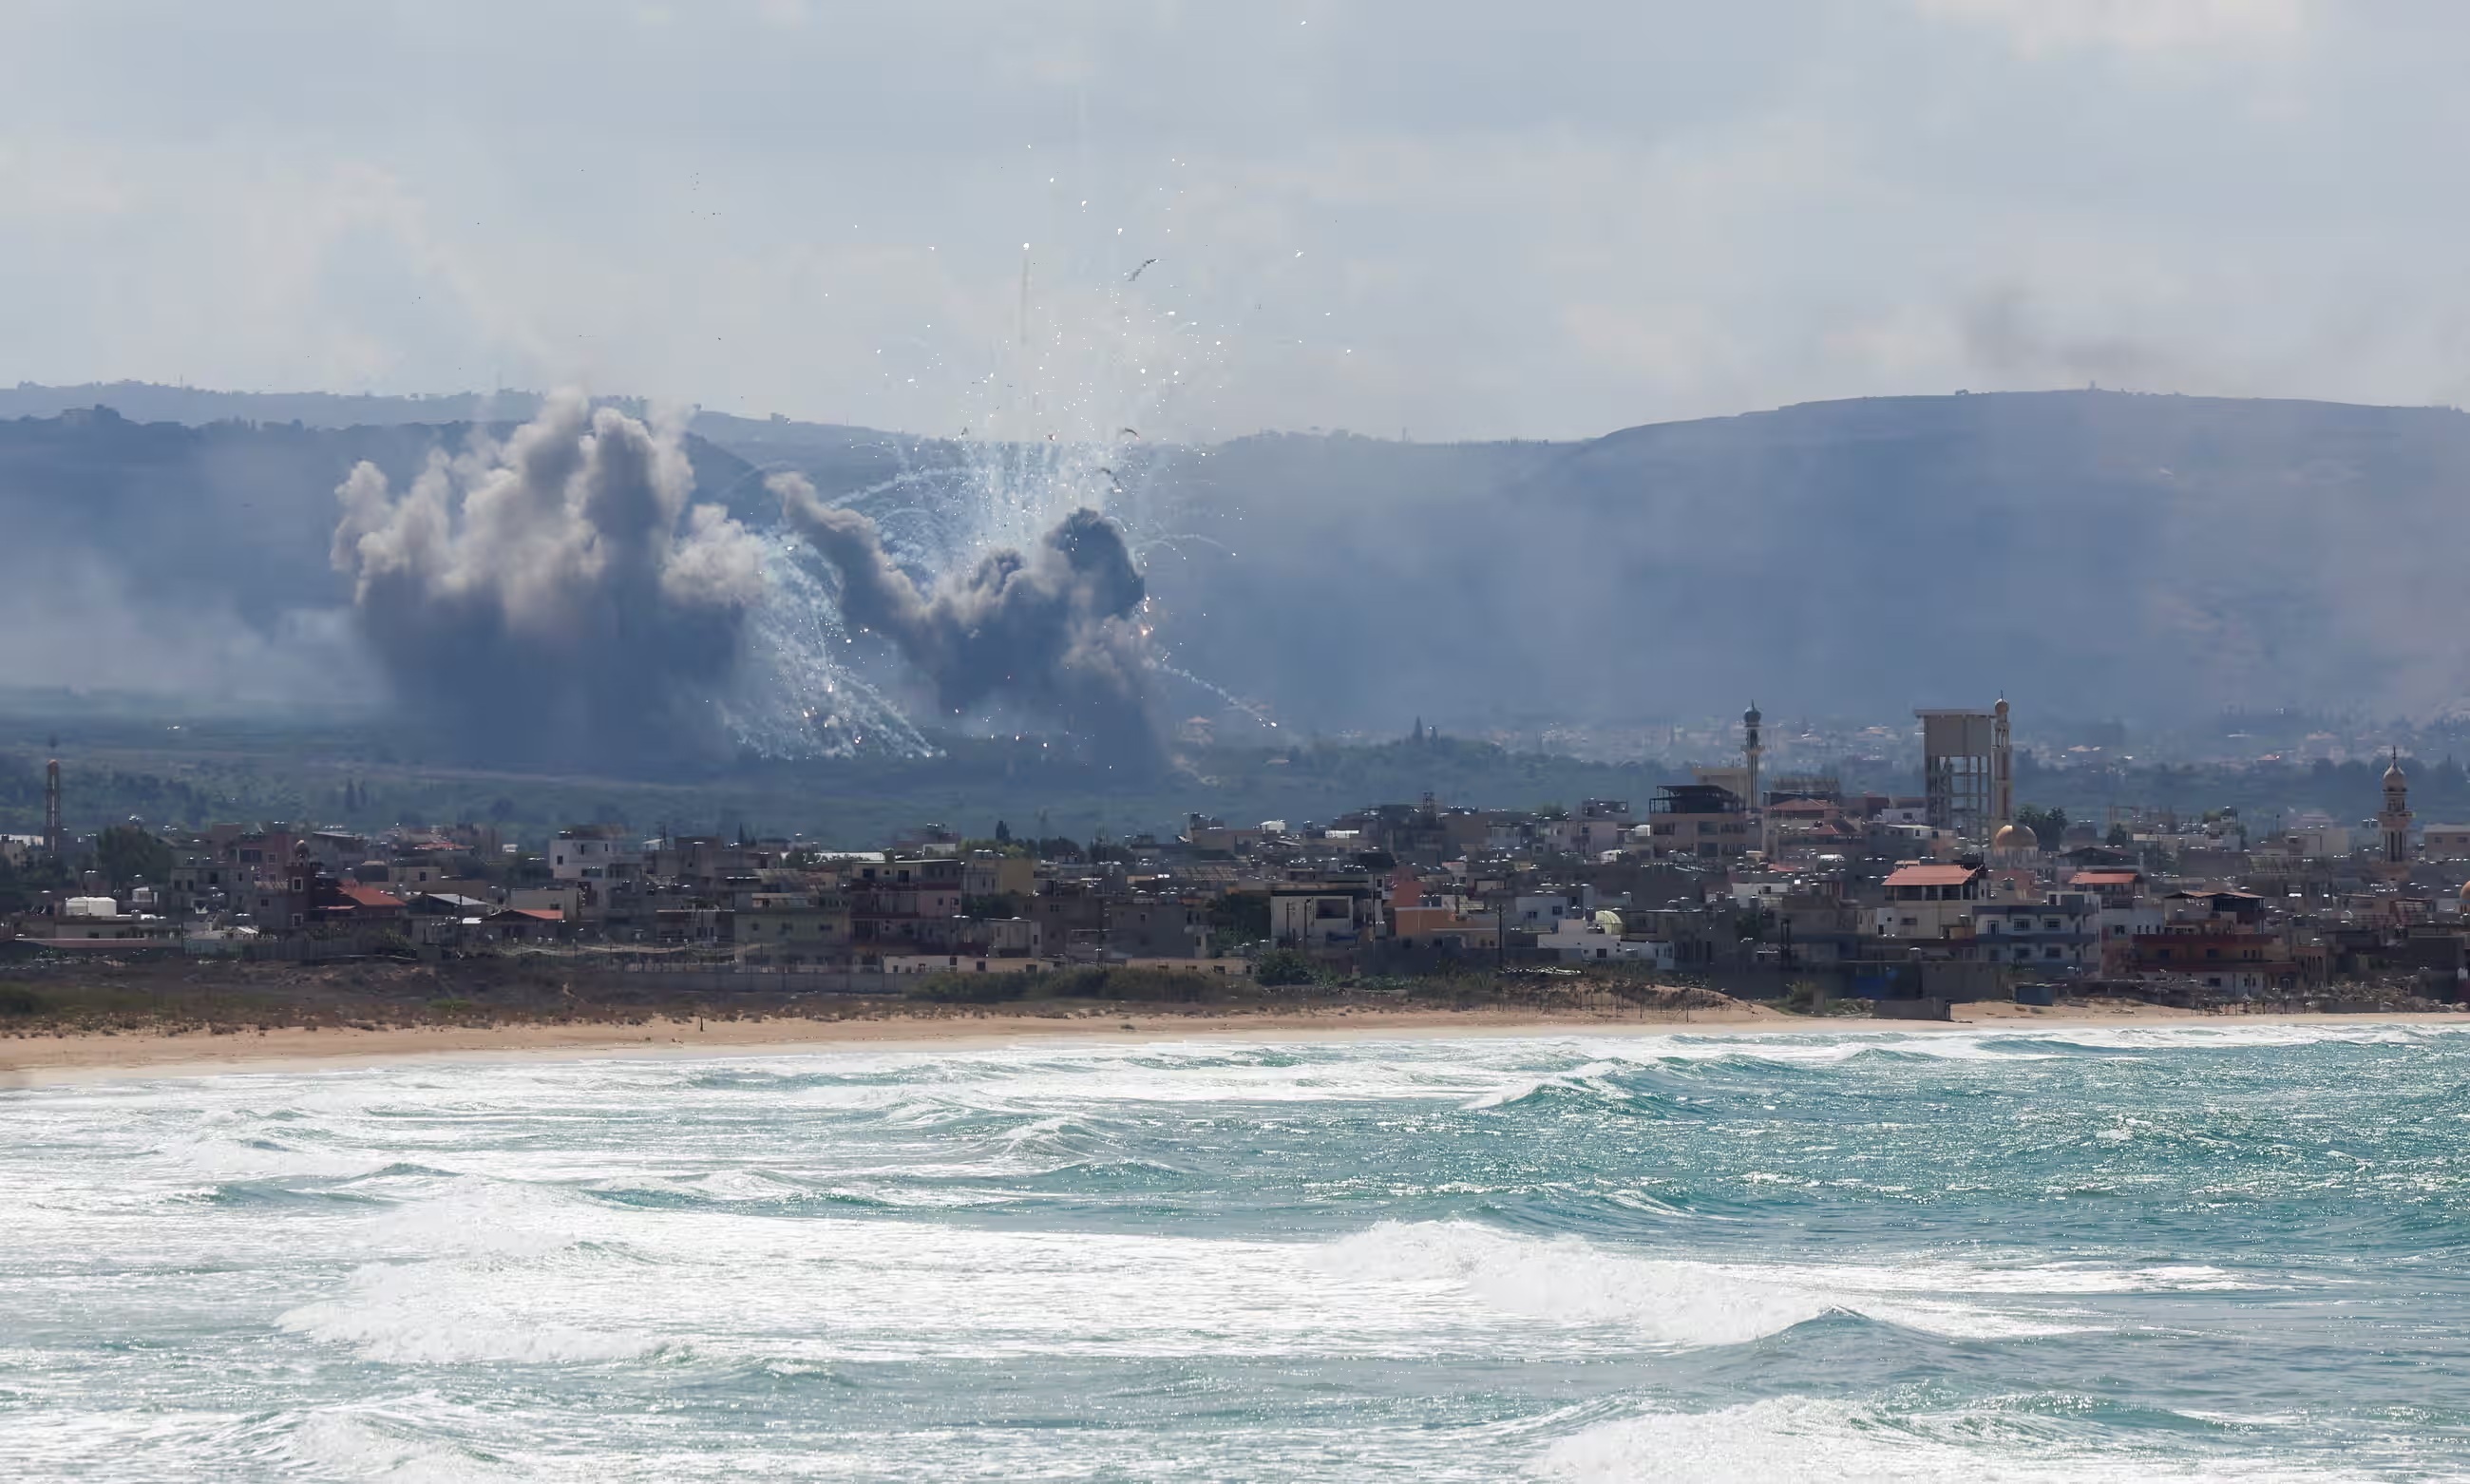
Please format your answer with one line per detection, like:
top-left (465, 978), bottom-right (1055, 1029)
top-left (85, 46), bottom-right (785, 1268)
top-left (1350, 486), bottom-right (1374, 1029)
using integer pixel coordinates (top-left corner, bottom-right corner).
top-left (331, 392), bottom-right (766, 769)
top-left (770, 471), bottom-right (1162, 768)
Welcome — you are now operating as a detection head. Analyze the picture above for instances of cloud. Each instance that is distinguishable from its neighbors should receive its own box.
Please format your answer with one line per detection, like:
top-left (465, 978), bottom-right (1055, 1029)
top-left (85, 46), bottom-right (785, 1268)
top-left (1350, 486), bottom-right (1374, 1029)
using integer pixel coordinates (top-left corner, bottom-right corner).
top-left (1910, 0), bottom-right (2307, 56)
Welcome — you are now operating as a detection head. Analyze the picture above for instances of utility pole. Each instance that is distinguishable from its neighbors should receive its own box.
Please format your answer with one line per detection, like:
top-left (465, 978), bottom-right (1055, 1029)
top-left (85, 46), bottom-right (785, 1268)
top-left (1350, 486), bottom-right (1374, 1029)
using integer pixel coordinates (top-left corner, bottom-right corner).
top-left (43, 756), bottom-right (63, 860)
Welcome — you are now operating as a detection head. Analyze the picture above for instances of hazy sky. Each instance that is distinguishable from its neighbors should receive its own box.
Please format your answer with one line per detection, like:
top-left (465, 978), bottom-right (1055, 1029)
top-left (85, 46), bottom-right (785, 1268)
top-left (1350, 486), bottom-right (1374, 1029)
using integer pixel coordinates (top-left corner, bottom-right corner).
top-left (3, 0), bottom-right (2462, 440)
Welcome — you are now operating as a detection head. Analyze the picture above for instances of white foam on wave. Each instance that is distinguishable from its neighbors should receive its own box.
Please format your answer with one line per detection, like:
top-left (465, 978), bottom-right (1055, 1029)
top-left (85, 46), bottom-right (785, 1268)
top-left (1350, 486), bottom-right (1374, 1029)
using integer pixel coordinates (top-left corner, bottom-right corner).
top-left (278, 1258), bottom-right (655, 1364)
top-left (1465, 1060), bottom-right (1636, 1110)
top-left (366, 1175), bottom-right (597, 1257)
top-left (285, 1408), bottom-right (522, 1482)
top-left (163, 1132), bottom-right (391, 1182)
top-left (1310, 1221), bottom-right (2078, 1345)
top-left (1532, 1395), bottom-right (2363, 1483)
top-left (276, 1175), bottom-right (660, 1363)
top-left (1547, 1018), bottom-right (2470, 1075)
top-left (1314, 1221), bottom-right (1830, 1347)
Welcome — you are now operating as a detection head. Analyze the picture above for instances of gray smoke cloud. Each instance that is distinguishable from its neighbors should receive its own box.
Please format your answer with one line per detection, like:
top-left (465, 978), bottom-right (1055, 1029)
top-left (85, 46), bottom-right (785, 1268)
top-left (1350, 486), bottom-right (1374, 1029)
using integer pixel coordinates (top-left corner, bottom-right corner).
top-left (770, 472), bottom-right (1162, 768)
top-left (332, 391), bottom-right (766, 769)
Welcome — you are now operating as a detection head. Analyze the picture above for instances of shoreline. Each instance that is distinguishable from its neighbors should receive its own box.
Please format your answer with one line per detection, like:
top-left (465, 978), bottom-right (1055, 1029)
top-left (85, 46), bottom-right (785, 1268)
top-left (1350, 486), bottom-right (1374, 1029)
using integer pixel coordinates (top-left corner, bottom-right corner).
top-left (4, 1000), bottom-right (2462, 1087)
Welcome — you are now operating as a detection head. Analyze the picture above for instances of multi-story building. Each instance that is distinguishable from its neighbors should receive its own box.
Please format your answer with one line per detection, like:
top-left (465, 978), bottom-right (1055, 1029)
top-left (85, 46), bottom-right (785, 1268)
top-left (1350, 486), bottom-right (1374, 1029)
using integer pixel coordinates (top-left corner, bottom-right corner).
top-left (1969, 891), bottom-right (2098, 970)
top-left (1642, 784), bottom-right (1754, 862)
top-left (552, 825), bottom-right (644, 884)
top-left (1872, 862), bottom-right (1987, 941)
top-left (847, 856), bottom-right (964, 957)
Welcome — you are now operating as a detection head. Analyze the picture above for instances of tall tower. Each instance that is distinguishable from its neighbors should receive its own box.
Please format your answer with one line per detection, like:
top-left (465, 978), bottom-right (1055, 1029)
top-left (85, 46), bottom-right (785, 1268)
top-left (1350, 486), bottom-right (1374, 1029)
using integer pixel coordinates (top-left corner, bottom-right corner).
top-left (1743, 703), bottom-right (1764, 854)
top-left (43, 757), bottom-right (62, 858)
top-left (1742, 702), bottom-right (1763, 807)
top-left (2380, 750), bottom-right (2413, 881)
top-left (1992, 698), bottom-right (2015, 828)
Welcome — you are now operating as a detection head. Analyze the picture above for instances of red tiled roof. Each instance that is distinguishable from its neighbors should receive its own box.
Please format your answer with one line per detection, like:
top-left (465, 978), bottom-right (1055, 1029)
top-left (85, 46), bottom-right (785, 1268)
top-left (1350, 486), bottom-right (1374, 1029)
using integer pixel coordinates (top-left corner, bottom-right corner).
top-left (1881, 864), bottom-right (1983, 888)
top-left (335, 884), bottom-right (403, 909)
top-left (2070, 870), bottom-right (2142, 885)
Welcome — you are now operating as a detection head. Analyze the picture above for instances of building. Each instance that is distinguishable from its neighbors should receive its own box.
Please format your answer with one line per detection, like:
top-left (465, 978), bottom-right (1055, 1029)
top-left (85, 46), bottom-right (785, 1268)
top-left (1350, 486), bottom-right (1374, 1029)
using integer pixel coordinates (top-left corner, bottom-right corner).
top-left (1915, 701), bottom-right (2013, 843)
top-left (1970, 892), bottom-right (2097, 969)
top-left (1872, 862), bottom-right (1988, 940)
top-left (1106, 896), bottom-right (1208, 959)
top-left (1535, 913), bottom-right (1672, 966)
top-left (847, 856), bottom-right (965, 957)
top-left (2376, 752), bottom-right (2414, 883)
top-left (735, 891), bottom-right (853, 961)
top-left (2421, 824), bottom-right (2470, 860)
top-left (1269, 879), bottom-right (1382, 948)
top-left (1643, 784), bottom-right (1754, 862)
top-left (552, 825), bottom-right (644, 884)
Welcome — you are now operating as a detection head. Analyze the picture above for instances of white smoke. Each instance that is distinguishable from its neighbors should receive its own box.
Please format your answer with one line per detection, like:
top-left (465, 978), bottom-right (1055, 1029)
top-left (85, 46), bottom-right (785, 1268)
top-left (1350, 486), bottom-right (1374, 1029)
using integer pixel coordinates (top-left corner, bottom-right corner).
top-left (331, 390), bottom-right (767, 768)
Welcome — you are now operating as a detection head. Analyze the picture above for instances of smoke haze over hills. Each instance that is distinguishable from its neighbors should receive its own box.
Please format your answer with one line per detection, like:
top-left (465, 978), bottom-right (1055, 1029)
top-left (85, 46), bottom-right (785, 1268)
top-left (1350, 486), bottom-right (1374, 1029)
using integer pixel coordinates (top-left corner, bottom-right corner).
top-left (1, 387), bottom-right (2466, 759)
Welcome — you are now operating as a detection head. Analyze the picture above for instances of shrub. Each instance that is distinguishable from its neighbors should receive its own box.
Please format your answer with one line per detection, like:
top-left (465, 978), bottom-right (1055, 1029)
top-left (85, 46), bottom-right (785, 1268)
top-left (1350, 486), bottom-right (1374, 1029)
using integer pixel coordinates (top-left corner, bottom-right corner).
top-left (1252, 949), bottom-right (1318, 988)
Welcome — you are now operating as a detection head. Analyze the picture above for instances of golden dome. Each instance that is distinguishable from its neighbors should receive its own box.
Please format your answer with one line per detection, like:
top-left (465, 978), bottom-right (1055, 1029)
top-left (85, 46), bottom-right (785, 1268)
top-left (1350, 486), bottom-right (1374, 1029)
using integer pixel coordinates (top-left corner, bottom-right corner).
top-left (1991, 823), bottom-right (2036, 852)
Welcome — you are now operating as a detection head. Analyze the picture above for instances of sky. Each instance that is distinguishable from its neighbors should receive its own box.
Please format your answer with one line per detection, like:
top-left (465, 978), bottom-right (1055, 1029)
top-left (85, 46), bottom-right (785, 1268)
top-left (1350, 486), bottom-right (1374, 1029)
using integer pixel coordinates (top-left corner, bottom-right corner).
top-left (3, 0), bottom-right (2464, 442)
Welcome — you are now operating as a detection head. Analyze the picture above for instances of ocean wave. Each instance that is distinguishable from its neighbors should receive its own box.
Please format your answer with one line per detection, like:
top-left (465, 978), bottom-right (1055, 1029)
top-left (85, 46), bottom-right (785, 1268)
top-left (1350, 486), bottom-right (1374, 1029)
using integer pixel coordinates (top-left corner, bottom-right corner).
top-left (162, 1132), bottom-right (394, 1182)
top-left (1464, 1060), bottom-right (1641, 1111)
top-left (1531, 1395), bottom-right (2364, 1483)
top-left (277, 1259), bottom-right (657, 1364)
top-left (283, 1408), bottom-right (523, 1482)
top-left (1307, 1221), bottom-right (2075, 1348)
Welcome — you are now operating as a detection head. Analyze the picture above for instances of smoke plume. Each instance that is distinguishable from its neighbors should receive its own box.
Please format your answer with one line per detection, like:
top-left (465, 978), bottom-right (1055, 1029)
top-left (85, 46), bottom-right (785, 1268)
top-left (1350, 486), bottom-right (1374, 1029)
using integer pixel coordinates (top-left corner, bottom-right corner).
top-left (332, 391), bottom-right (765, 769)
top-left (770, 472), bottom-right (1161, 766)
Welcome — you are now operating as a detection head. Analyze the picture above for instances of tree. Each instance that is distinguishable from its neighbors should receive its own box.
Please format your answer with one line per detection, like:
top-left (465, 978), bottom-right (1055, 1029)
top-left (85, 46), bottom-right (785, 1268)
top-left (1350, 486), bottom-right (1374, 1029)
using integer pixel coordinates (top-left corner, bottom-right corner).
top-left (1253, 948), bottom-right (1316, 987)
top-left (95, 824), bottom-right (174, 889)
top-left (2015, 805), bottom-right (2069, 850)
top-left (994, 819), bottom-right (1012, 845)
top-left (0, 851), bottom-right (71, 914)
top-left (2106, 823), bottom-right (2131, 847)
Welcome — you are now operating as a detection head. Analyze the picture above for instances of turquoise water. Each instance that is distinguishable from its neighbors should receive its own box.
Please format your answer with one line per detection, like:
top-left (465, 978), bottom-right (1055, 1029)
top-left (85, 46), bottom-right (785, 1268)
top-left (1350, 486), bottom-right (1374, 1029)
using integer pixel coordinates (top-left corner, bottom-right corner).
top-left (9, 1020), bottom-right (2470, 1479)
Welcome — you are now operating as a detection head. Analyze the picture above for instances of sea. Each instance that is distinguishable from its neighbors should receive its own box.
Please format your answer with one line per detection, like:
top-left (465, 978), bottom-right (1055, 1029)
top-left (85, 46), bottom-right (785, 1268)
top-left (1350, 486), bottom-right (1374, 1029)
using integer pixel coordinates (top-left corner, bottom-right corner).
top-left (9, 1019), bottom-right (2470, 1481)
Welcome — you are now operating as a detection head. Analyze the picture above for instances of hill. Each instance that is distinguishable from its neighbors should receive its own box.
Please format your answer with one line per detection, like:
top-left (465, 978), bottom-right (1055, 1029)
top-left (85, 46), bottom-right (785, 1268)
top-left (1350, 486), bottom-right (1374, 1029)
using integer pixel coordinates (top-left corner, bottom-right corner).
top-left (0, 386), bottom-right (2460, 735)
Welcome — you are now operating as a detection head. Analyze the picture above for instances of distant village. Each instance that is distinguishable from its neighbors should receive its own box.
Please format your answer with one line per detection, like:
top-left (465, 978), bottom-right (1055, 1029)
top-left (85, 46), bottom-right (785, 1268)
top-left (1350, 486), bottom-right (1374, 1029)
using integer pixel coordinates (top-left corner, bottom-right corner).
top-left (9, 700), bottom-right (2470, 1009)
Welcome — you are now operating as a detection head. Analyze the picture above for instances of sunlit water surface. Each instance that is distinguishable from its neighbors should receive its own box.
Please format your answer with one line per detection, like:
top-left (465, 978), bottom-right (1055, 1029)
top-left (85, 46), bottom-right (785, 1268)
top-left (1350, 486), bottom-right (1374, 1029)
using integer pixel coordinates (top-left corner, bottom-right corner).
top-left (10, 1020), bottom-right (2470, 1480)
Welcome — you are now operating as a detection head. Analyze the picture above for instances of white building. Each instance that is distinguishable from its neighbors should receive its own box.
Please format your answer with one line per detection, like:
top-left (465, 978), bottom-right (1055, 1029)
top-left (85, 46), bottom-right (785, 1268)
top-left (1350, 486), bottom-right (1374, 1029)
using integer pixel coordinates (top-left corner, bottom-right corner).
top-left (551, 826), bottom-right (644, 883)
top-left (1872, 863), bottom-right (1987, 940)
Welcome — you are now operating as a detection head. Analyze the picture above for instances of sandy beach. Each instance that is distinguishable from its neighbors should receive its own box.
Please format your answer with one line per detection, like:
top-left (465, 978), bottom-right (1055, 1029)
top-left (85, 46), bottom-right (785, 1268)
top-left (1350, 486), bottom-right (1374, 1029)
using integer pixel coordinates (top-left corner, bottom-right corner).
top-left (4, 999), bottom-right (2461, 1087)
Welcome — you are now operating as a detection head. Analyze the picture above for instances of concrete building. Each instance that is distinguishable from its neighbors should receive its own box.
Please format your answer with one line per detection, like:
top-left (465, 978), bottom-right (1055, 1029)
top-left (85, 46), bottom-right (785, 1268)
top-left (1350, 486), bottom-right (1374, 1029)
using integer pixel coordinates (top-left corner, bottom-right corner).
top-left (552, 825), bottom-right (644, 884)
top-left (735, 891), bottom-right (854, 961)
top-left (1872, 862), bottom-right (1988, 940)
top-left (1269, 880), bottom-right (1382, 948)
top-left (1914, 701), bottom-right (2013, 844)
top-left (1106, 896), bottom-right (1208, 959)
top-left (1970, 892), bottom-right (2097, 969)
top-left (1643, 784), bottom-right (1754, 862)
top-left (2377, 752), bottom-right (2414, 883)
top-left (2421, 824), bottom-right (2470, 860)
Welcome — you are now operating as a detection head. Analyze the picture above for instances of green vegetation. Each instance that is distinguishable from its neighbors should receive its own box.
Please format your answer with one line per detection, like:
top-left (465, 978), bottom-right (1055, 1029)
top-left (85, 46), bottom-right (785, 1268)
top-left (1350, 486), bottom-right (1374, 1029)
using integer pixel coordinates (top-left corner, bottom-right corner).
top-left (6, 703), bottom-right (2454, 852)
top-left (1250, 948), bottom-right (1317, 987)
top-left (95, 824), bottom-right (175, 889)
top-left (902, 965), bottom-right (1246, 1004)
top-left (2014, 805), bottom-right (2069, 850)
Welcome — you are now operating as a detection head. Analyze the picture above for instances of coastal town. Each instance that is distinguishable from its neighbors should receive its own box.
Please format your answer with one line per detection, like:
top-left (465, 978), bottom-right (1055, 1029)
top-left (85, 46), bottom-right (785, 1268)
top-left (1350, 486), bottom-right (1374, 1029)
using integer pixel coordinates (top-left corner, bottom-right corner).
top-left (8, 700), bottom-right (2469, 1014)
